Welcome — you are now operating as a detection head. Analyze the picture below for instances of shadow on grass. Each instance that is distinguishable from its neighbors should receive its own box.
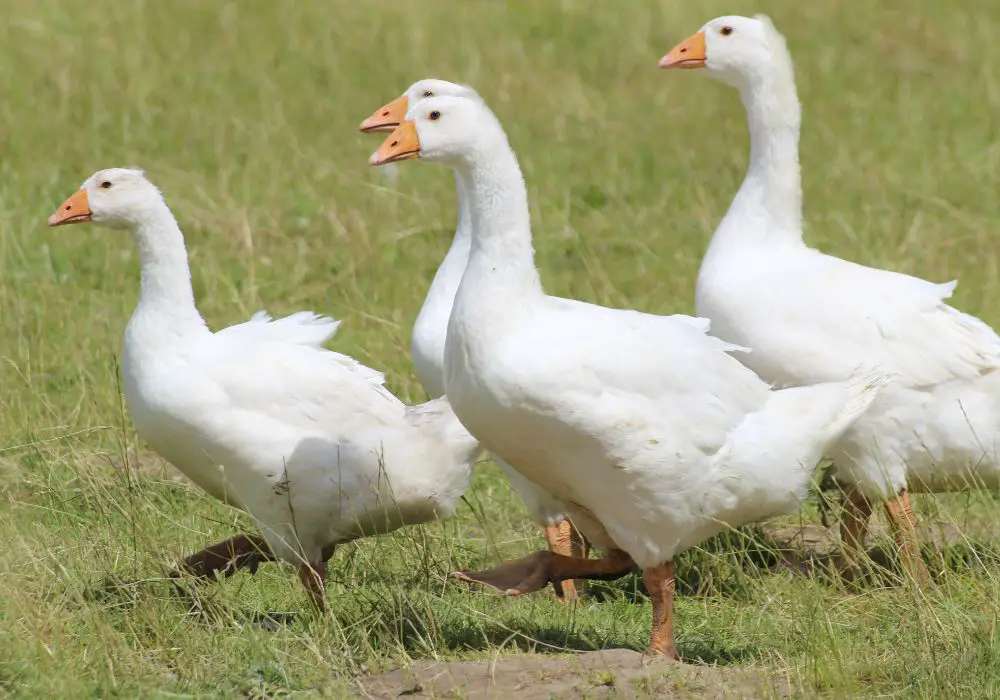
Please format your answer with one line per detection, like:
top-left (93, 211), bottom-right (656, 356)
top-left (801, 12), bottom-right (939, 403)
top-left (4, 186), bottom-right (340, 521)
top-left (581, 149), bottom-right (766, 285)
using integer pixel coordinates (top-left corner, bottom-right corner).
top-left (761, 520), bottom-right (1000, 589)
top-left (79, 519), bottom-right (1000, 671)
top-left (579, 527), bottom-right (787, 604)
top-left (428, 616), bottom-right (629, 655)
top-left (83, 572), bottom-right (301, 630)
top-left (394, 606), bottom-right (764, 666)
top-left (580, 522), bottom-right (1000, 603)
top-left (676, 638), bottom-right (762, 666)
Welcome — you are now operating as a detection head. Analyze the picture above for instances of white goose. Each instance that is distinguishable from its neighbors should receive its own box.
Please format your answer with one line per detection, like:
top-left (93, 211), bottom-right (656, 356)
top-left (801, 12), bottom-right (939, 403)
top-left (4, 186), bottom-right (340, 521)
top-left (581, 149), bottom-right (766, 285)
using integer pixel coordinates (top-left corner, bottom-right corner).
top-left (369, 94), bottom-right (884, 657)
top-left (48, 169), bottom-right (481, 609)
top-left (661, 15), bottom-right (1000, 583)
top-left (360, 79), bottom-right (589, 595)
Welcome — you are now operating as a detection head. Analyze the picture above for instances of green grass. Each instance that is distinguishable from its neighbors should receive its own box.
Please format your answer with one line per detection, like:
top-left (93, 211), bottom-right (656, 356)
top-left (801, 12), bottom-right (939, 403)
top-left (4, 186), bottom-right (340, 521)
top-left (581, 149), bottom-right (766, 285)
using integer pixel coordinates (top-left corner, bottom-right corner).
top-left (2, 0), bottom-right (1000, 696)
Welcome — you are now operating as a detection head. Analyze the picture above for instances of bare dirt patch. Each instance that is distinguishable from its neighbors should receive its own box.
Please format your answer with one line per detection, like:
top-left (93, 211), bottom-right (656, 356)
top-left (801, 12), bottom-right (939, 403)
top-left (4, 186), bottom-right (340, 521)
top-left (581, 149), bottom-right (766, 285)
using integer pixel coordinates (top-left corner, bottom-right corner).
top-left (356, 649), bottom-right (788, 699)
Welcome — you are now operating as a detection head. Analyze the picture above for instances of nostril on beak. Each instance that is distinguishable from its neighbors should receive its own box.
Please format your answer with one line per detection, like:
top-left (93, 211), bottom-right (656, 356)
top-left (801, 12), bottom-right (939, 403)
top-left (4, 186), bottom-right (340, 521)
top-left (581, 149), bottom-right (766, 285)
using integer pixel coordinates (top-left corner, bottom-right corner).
top-left (391, 140), bottom-right (398, 147)
top-left (680, 48), bottom-right (687, 54)
top-left (64, 205), bottom-right (71, 211)
top-left (381, 110), bottom-right (389, 116)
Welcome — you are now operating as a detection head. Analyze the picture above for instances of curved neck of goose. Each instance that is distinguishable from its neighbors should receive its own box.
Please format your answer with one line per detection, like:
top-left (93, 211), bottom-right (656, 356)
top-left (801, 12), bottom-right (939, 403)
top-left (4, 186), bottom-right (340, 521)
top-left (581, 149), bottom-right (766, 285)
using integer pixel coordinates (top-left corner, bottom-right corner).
top-left (131, 203), bottom-right (204, 325)
top-left (452, 170), bottom-right (472, 247)
top-left (455, 139), bottom-right (542, 298)
top-left (431, 172), bottom-right (473, 288)
top-left (718, 70), bottom-right (804, 248)
top-left (412, 171), bottom-right (473, 385)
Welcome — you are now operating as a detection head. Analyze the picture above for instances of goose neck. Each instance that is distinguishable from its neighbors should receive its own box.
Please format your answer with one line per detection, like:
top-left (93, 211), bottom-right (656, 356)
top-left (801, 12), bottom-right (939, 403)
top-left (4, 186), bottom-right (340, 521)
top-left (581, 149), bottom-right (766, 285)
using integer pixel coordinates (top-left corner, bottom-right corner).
top-left (454, 140), bottom-right (542, 297)
top-left (429, 172), bottom-right (473, 294)
top-left (451, 170), bottom-right (472, 247)
top-left (130, 203), bottom-right (203, 323)
top-left (719, 72), bottom-right (803, 246)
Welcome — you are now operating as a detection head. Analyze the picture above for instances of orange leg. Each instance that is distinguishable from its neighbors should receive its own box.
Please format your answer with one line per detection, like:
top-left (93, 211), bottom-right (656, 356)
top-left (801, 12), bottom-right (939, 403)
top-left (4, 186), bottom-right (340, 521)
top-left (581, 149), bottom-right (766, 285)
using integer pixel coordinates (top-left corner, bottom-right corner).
top-left (643, 561), bottom-right (680, 660)
top-left (180, 535), bottom-right (338, 611)
top-left (180, 533), bottom-right (274, 579)
top-left (298, 559), bottom-right (328, 612)
top-left (452, 548), bottom-right (632, 598)
top-left (840, 486), bottom-right (873, 552)
top-left (884, 489), bottom-right (931, 586)
top-left (839, 486), bottom-right (873, 579)
top-left (543, 520), bottom-right (591, 600)
top-left (838, 486), bottom-right (873, 581)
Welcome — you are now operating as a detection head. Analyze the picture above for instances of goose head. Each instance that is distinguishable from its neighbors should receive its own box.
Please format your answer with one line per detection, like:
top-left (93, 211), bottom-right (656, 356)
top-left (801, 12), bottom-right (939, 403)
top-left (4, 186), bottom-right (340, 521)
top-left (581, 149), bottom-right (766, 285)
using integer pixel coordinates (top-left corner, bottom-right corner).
top-left (48, 168), bottom-right (164, 230)
top-left (369, 95), bottom-right (500, 168)
top-left (659, 15), bottom-right (787, 89)
top-left (359, 79), bottom-right (480, 133)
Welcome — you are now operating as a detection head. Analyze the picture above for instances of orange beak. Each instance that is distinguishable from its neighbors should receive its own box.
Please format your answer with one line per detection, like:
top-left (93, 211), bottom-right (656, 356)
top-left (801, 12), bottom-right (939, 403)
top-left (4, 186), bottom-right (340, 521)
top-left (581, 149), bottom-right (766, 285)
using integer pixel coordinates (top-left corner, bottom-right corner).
top-left (48, 188), bottom-right (92, 227)
top-left (369, 120), bottom-right (421, 166)
top-left (659, 31), bottom-right (707, 69)
top-left (359, 95), bottom-right (410, 133)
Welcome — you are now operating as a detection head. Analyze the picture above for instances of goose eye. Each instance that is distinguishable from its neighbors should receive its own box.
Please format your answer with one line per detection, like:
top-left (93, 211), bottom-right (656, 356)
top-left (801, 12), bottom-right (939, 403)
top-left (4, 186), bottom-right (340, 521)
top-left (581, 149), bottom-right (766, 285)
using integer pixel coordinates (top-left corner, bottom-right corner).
top-left (429, 110), bottom-right (441, 121)
top-left (720, 25), bottom-right (734, 36)
top-left (99, 181), bottom-right (113, 189)
top-left (422, 90), bottom-right (433, 98)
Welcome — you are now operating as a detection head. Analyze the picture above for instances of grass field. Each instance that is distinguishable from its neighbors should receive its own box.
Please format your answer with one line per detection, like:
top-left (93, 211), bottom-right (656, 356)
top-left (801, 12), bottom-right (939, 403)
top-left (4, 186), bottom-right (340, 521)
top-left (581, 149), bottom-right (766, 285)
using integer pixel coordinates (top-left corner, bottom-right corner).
top-left (2, 0), bottom-right (1000, 696)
